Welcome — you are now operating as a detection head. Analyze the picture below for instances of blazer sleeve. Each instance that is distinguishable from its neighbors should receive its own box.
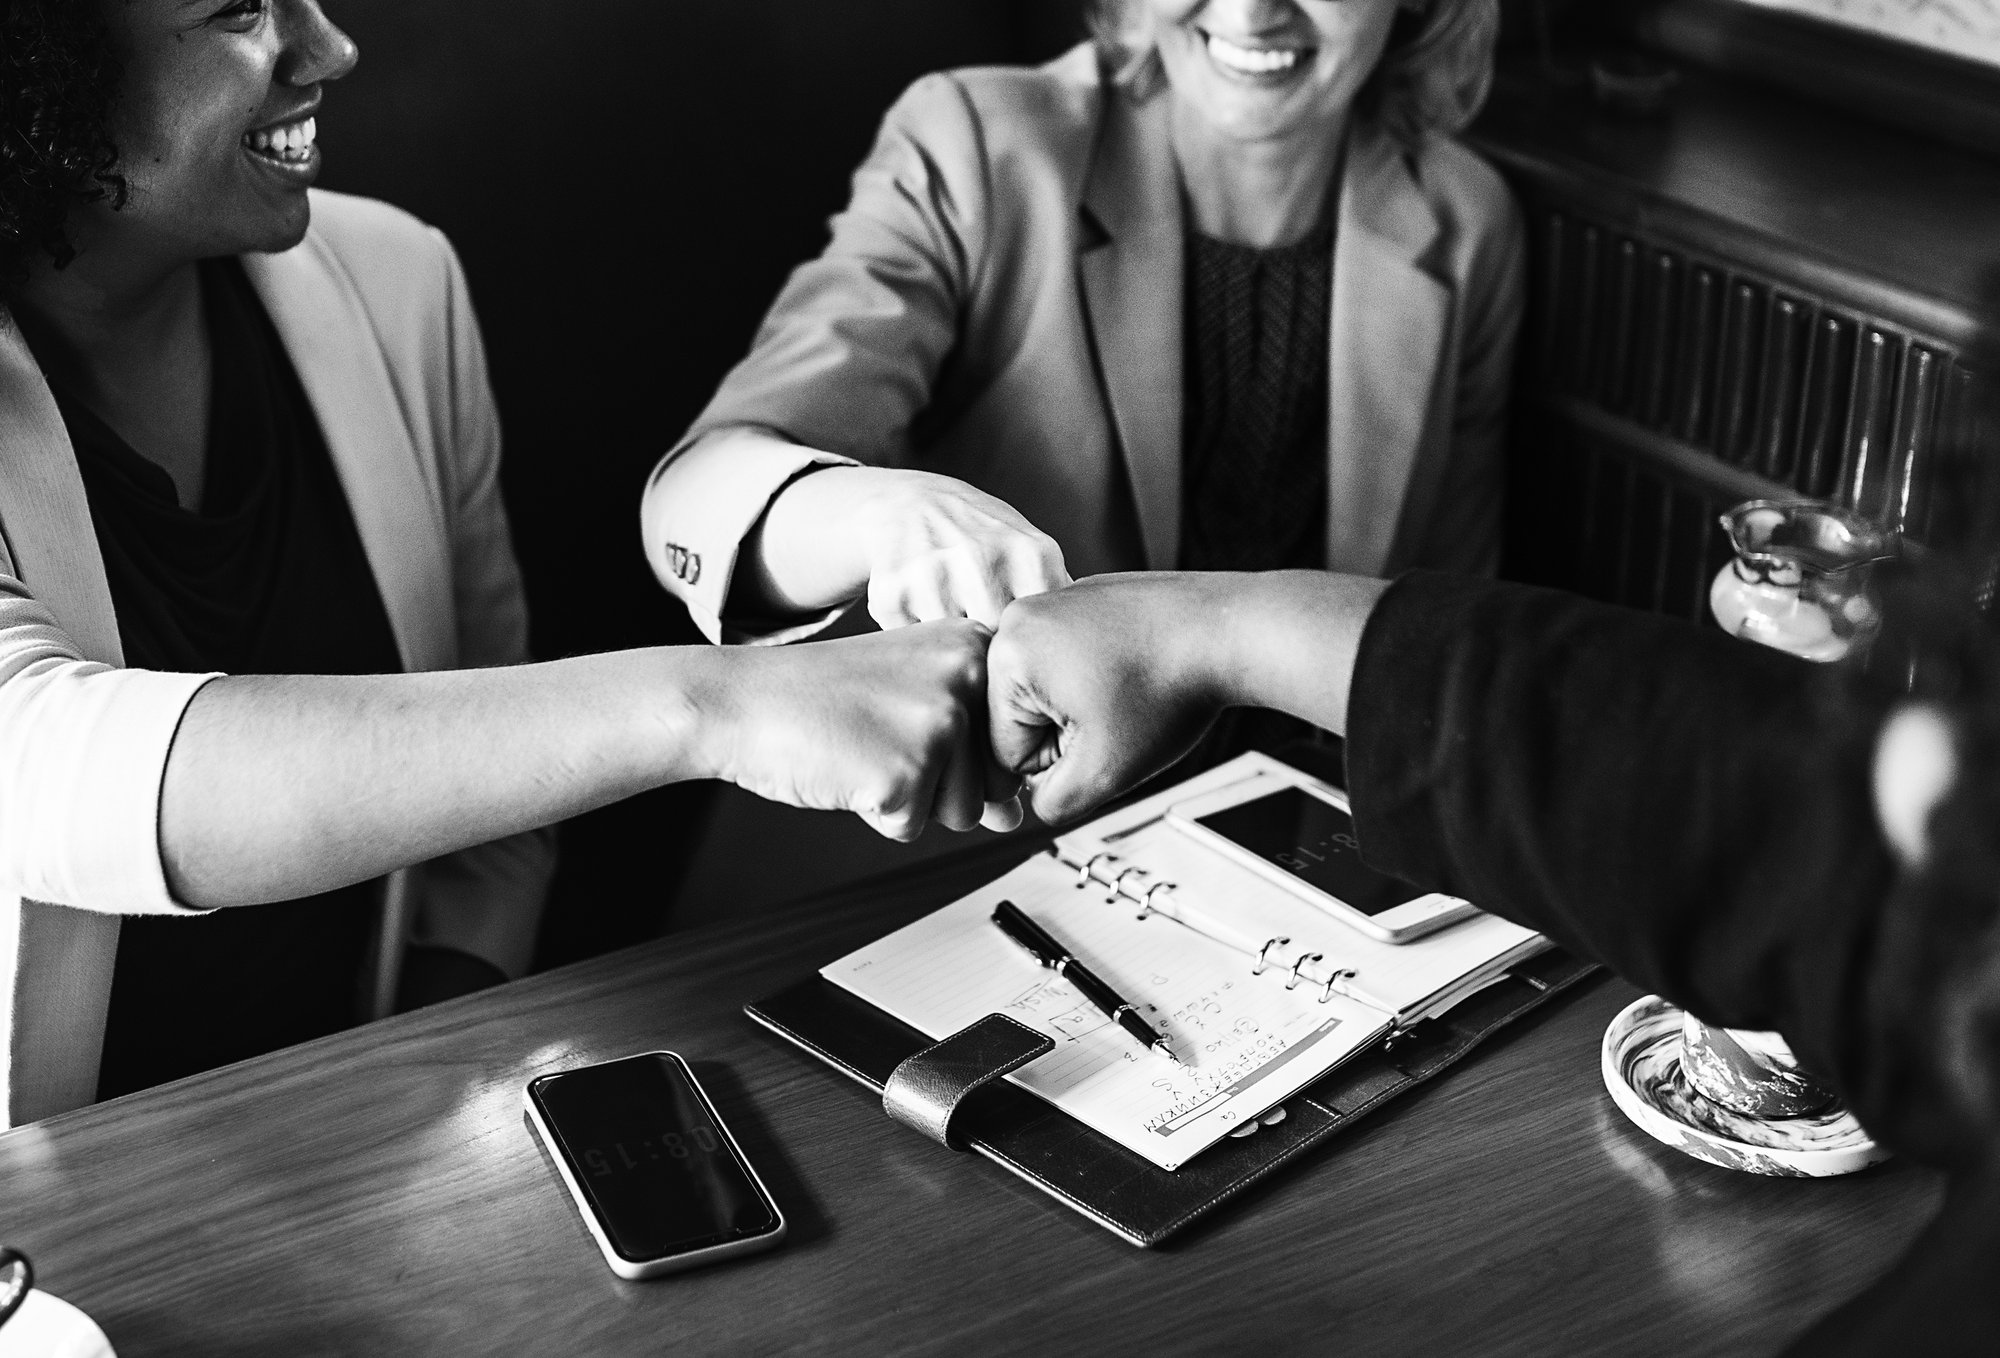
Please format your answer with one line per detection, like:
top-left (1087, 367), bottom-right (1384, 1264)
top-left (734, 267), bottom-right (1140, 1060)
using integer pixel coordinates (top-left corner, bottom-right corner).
top-left (1342, 572), bottom-right (1938, 1151)
top-left (640, 71), bottom-right (991, 643)
top-left (0, 563), bottom-right (216, 913)
top-left (405, 230), bottom-right (554, 979)
top-left (1407, 171), bottom-right (1525, 577)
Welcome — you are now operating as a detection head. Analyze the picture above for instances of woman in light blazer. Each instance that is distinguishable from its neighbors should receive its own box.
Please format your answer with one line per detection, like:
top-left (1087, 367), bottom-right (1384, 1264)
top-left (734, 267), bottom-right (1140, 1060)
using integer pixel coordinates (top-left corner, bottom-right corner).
top-left (0, 0), bottom-right (998, 1124)
top-left (643, 0), bottom-right (1524, 649)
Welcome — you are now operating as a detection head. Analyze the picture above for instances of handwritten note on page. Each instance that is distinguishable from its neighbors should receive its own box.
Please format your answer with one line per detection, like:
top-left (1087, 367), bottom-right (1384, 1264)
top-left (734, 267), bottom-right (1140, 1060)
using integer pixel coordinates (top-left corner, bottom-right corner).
top-left (822, 857), bottom-right (1388, 1171)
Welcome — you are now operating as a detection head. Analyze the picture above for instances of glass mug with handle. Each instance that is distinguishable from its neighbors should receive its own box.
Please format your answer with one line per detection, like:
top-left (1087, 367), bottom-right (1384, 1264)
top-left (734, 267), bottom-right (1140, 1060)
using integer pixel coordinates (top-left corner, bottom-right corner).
top-left (1709, 499), bottom-right (1896, 663)
top-left (1694, 496), bottom-right (1897, 1119)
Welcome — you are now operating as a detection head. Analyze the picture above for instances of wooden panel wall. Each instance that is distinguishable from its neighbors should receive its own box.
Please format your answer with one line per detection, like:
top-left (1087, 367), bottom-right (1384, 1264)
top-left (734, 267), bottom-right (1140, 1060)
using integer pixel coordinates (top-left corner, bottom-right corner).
top-left (1476, 62), bottom-right (2000, 621)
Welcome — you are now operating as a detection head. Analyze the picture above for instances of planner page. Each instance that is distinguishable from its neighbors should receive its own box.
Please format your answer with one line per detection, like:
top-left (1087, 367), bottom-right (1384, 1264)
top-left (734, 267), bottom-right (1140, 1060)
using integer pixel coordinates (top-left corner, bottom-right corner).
top-left (1085, 816), bottom-right (1546, 1024)
top-left (823, 856), bottom-right (1388, 1172)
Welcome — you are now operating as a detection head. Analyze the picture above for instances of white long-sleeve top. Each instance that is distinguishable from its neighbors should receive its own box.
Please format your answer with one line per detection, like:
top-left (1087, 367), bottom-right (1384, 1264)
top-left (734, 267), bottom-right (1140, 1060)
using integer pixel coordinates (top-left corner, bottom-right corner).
top-left (0, 191), bottom-right (553, 1125)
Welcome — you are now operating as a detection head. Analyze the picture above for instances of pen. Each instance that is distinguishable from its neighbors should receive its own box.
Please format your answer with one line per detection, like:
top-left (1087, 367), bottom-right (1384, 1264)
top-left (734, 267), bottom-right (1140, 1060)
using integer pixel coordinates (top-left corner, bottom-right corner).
top-left (991, 899), bottom-right (1183, 1065)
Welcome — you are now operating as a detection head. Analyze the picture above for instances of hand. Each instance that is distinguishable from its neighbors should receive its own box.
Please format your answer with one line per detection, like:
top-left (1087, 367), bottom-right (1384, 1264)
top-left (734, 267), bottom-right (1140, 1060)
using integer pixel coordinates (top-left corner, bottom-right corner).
top-left (986, 574), bottom-right (1227, 825)
top-left (703, 620), bottom-right (1017, 841)
top-left (758, 465), bottom-right (1070, 631)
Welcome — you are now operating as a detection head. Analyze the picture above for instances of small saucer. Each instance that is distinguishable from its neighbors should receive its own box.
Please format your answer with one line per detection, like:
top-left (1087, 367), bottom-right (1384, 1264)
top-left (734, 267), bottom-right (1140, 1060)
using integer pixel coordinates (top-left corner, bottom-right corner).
top-left (1601, 995), bottom-right (1888, 1178)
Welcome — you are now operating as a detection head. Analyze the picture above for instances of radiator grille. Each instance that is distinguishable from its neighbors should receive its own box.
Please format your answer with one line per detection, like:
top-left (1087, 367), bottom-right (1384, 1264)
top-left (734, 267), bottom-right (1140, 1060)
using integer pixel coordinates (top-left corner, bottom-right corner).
top-left (1507, 205), bottom-right (1988, 619)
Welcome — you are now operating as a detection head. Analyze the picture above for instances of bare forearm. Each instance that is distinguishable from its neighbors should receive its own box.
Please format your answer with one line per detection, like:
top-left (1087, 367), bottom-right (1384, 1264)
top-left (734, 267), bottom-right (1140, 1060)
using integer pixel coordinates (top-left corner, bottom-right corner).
top-left (160, 649), bottom-right (717, 908)
top-left (738, 449), bottom-right (873, 615)
top-left (1203, 571), bottom-right (1392, 736)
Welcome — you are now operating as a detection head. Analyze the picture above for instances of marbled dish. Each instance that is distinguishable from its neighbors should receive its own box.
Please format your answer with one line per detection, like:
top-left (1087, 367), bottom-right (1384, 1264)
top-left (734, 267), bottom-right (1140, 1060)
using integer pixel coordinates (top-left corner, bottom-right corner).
top-left (1600, 995), bottom-right (1889, 1177)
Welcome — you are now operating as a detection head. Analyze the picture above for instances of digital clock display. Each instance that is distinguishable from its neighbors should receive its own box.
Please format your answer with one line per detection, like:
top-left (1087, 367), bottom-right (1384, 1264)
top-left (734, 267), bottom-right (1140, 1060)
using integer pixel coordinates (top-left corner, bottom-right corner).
top-left (1196, 786), bottom-right (1422, 916)
top-left (530, 1054), bottom-right (779, 1261)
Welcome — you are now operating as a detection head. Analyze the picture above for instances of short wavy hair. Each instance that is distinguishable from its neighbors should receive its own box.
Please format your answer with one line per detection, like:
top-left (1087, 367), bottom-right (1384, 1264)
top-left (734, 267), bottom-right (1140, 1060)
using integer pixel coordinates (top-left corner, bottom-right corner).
top-left (1087, 0), bottom-right (1500, 147)
top-left (0, 0), bottom-right (126, 286)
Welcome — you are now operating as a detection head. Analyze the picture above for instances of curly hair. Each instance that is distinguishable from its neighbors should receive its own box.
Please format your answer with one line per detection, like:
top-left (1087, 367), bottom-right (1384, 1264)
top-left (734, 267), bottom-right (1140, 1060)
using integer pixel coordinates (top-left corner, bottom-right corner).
top-left (1088, 0), bottom-right (1500, 148)
top-left (0, 0), bottom-right (126, 287)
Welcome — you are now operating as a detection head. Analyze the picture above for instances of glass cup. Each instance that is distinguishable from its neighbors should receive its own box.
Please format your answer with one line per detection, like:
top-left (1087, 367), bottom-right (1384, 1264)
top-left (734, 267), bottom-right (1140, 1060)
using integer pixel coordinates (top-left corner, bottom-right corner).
top-left (1709, 500), bottom-right (1895, 663)
top-left (1681, 498), bottom-right (1888, 1127)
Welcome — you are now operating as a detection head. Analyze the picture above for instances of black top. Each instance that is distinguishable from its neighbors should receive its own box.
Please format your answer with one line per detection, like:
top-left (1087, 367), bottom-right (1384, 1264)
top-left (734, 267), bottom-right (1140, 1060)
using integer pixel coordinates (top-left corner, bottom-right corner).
top-left (1175, 220), bottom-right (1337, 768)
top-left (1343, 570), bottom-right (1996, 1354)
top-left (1179, 221), bottom-right (1333, 573)
top-left (48, 258), bottom-right (405, 1100)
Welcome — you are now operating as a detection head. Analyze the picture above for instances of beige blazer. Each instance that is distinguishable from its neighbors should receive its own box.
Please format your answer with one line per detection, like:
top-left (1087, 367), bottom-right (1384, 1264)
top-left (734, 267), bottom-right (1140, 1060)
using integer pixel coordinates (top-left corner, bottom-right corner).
top-left (642, 43), bottom-right (1525, 641)
top-left (0, 191), bottom-right (553, 1126)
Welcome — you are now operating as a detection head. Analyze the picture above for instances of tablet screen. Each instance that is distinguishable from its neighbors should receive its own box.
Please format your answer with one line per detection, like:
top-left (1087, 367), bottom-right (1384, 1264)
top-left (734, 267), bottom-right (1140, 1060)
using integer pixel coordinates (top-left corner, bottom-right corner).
top-left (1195, 787), bottom-right (1422, 915)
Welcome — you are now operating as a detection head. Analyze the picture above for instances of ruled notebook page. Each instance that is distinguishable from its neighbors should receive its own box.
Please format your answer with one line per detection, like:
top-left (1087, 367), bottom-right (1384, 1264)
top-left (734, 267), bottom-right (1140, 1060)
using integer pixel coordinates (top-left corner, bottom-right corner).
top-left (1089, 818), bottom-right (1544, 1023)
top-left (822, 856), bottom-right (1388, 1172)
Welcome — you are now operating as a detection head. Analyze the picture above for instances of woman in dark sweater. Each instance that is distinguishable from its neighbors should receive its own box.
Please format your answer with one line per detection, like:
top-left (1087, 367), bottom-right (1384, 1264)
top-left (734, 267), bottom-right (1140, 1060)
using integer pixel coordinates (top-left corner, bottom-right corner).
top-left (984, 565), bottom-right (2000, 1354)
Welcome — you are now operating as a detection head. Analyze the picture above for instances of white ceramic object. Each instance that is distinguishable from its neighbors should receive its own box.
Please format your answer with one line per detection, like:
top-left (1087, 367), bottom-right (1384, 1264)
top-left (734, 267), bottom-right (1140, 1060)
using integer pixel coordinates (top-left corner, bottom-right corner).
top-left (1601, 994), bottom-right (1888, 1178)
top-left (0, 1290), bottom-right (115, 1358)
top-left (1678, 1013), bottom-right (1837, 1118)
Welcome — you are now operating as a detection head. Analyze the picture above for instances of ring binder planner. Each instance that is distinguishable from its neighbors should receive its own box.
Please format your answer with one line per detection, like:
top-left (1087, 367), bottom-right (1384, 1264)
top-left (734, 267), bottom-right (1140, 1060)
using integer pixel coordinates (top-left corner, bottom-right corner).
top-left (746, 752), bottom-right (1599, 1245)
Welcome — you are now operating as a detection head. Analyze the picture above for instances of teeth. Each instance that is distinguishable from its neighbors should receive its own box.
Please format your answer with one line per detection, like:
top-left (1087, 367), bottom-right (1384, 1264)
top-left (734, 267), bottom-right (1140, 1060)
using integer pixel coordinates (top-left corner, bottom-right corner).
top-left (244, 116), bottom-right (317, 160)
top-left (1205, 33), bottom-right (1301, 75)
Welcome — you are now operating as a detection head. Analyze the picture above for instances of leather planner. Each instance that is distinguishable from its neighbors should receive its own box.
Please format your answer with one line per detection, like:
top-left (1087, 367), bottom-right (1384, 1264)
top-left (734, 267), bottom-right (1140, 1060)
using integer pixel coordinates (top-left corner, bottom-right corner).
top-left (746, 945), bottom-right (1597, 1247)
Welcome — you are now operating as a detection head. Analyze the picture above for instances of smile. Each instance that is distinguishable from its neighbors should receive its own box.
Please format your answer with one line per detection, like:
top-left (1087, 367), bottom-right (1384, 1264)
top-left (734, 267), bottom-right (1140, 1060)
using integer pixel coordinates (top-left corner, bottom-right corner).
top-left (244, 115), bottom-right (317, 166)
top-left (1202, 31), bottom-right (1308, 78)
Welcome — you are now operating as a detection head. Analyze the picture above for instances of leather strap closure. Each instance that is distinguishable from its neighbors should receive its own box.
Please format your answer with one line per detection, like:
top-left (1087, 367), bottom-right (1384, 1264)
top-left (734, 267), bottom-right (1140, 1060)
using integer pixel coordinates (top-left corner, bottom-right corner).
top-left (883, 1013), bottom-right (1054, 1151)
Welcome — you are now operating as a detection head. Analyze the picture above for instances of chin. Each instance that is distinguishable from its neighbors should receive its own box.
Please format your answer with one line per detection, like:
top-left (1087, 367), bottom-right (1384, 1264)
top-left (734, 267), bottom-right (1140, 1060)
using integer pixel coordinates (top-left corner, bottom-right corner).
top-left (244, 196), bottom-right (315, 255)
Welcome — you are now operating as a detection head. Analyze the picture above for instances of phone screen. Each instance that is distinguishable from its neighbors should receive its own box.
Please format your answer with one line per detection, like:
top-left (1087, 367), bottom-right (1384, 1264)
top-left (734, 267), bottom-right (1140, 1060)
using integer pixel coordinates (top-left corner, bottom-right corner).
top-left (1196, 787), bottom-right (1423, 916)
top-left (530, 1054), bottom-right (779, 1261)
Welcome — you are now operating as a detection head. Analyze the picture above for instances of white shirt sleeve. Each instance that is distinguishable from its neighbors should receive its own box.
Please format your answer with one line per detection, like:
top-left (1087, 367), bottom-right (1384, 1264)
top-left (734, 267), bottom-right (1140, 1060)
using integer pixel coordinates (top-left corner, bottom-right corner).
top-left (0, 568), bottom-right (217, 914)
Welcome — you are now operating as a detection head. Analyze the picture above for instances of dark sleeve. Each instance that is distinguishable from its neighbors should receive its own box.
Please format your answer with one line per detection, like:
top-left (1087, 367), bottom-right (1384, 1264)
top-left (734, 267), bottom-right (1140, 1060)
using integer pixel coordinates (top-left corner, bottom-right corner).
top-left (1344, 572), bottom-right (1894, 1101)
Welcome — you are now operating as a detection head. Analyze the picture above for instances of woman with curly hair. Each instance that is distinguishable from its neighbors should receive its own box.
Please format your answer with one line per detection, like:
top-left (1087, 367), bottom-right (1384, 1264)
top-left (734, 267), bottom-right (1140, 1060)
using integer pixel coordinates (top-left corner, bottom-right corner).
top-left (0, 0), bottom-right (1004, 1124)
top-left (641, 0), bottom-right (1522, 669)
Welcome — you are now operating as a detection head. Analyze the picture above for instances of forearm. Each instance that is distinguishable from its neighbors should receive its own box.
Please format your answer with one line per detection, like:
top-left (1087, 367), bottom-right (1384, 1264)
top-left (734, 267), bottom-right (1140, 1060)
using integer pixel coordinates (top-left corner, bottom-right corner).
top-left (736, 453), bottom-right (877, 616)
top-left (1203, 571), bottom-right (1392, 735)
top-left (160, 648), bottom-right (721, 908)
top-left (1342, 573), bottom-right (1893, 1044)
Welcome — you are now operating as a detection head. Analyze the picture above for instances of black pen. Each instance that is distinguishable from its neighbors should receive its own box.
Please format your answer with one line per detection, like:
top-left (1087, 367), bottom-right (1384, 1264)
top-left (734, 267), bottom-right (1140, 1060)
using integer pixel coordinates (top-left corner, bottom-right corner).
top-left (991, 899), bottom-right (1182, 1065)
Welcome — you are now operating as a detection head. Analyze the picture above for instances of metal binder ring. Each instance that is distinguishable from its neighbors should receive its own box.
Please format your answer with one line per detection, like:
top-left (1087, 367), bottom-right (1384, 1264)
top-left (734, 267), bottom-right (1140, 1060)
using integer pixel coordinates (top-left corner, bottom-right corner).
top-left (1079, 852), bottom-right (1118, 888)
top-left (1318, 967), bottom-right (1357, 1005)
top-left (1285, 952), bottom-right (1324, 991)
top-left (1113, 867), bottom-right (1148, 897)
top-left (1138, 880), bottom-right (1177, 917)
top-left (1252, 937), bottom-right (1291, 975)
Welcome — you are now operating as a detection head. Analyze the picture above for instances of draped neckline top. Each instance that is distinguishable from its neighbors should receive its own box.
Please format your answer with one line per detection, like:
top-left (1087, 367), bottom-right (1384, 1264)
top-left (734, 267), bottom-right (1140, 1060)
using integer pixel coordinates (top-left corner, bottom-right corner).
top-left (43, 256), bottom-right (404, 1099)
top-left (1178, 213), bottom-right (1335, 573)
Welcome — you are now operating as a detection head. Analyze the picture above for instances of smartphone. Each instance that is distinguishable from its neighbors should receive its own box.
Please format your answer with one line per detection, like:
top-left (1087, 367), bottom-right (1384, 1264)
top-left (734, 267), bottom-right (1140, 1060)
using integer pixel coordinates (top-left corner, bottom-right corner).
top-left (524, 1052), bottom-right (787, 1279)
top-left (1167, 774), bottom-right (1477, 943)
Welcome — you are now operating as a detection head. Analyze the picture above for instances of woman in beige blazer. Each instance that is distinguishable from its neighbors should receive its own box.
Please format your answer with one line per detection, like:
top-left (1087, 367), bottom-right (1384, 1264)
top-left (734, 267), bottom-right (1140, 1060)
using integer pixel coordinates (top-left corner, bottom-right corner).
top-left (643, 0), bottom-right (1524, 646)
top-left (0, 0), bottom-right (998, 1124)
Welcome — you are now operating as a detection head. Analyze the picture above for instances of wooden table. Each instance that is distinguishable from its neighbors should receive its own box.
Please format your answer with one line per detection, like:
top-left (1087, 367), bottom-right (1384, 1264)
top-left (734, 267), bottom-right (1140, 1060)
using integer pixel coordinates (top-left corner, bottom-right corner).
top-left (0, 839), bottom-right (1942, 1357)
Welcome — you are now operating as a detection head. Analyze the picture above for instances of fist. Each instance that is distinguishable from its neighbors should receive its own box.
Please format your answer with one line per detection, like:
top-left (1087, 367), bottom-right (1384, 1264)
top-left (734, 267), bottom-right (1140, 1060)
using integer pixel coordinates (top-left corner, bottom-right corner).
top-left (713, 620), bottom-right (1017, 840)
top-left (986, 574), bottom-right (1226, 825)
top-left (847, 469), bottom-right (1071, 630)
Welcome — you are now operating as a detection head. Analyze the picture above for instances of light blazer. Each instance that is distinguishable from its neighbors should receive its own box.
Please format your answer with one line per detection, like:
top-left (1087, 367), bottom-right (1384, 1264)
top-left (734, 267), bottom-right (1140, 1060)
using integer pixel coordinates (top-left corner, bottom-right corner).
top-left (642, 43), bottom-right (1526, 641)
top-left (0, 191), bottom-right (553, 1126)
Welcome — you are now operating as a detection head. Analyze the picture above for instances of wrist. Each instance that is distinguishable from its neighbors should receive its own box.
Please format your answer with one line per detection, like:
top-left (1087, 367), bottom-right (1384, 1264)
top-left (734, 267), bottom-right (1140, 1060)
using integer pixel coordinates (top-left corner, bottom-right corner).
top-left (755, 464), bottom-right (879, 610)
top-left (645, 645), bottom-right (747, 787)
top-left (1215, 572), bottom-right (1390, 733)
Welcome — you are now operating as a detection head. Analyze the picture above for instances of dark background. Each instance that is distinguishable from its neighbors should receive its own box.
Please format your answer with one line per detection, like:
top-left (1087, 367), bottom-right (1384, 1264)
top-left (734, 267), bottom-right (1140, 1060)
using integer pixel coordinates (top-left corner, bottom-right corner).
top-left (315, 0), bottom-right (1086, 968)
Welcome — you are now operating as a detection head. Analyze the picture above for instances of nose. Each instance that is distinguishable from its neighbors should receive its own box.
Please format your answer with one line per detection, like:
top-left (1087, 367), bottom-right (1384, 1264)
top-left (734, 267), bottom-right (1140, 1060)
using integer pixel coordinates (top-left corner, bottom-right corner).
top-left (277, 0), bottom-right (360, 87)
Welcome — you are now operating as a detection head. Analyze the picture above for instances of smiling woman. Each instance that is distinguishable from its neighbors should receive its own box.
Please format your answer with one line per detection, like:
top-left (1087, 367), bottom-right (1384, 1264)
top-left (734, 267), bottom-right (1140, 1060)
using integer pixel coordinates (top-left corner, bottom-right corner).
top-left (0, 0), bottom-right (1008, 1125)
top-left (642, 0), bottom-right (1524, 773)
